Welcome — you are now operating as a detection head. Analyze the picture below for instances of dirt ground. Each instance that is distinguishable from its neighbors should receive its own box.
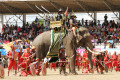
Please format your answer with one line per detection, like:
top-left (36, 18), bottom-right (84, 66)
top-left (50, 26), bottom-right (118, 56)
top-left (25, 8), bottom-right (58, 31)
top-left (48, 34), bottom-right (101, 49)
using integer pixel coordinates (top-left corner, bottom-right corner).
top-left (2, 68), bottom-right (120, 80)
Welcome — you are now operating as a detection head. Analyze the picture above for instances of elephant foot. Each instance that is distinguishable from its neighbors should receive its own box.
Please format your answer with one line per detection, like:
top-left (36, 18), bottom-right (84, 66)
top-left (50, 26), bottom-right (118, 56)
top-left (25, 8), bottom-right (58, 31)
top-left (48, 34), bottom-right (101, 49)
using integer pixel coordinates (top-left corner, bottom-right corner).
top-left (101, 71), bottom-right (104, 74)
top-left (89, 69), bottom-right (94, 73)
top-left (64, 72), bottom-right (68, 76)
top-left (69, 72), bottom-right (78, 75)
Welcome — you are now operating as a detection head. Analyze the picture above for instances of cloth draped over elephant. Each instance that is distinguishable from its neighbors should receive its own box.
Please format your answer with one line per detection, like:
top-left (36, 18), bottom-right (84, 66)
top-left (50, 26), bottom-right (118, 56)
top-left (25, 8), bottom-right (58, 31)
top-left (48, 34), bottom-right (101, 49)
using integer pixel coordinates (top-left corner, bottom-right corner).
top-left (47, 29), bottom-right (65, 57)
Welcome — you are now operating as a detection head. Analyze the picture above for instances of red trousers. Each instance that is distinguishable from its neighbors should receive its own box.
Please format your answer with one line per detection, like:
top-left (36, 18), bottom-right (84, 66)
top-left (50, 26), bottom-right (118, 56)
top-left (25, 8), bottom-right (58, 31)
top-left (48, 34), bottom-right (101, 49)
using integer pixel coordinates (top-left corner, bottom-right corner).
top-left (8, 60), bottom-right (17, 70)
top-left (109, 59), bottom-right (112, 68)
top-left (21, 69), bottom-right (31, 77)
top-left (82, 62), bottom-right (89, 69)
top-left (105, 61), bottom-right (109, 69)
top-left (18, 60), bottom-right (23, 65)
top-left (21, 70), bottom-right (27, 76)
top-left (112, 61), bottom-right (118, 67)
top-left (20, 62), bottom-right (27, 68)
top-left (50, 63), bottom-right (56, 68)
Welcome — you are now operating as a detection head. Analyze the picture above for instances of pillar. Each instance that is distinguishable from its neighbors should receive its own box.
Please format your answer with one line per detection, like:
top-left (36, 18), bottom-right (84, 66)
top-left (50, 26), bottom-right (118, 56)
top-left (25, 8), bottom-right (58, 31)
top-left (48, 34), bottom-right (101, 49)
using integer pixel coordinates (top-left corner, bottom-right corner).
top-left (119, 11), bottom-right (120, 23)
top-left (94, 11), bottom-right (97, 22)
top-left (0, 14), bottom-right (3, 33)
top-left (23, 13), bottom-right (26, 26)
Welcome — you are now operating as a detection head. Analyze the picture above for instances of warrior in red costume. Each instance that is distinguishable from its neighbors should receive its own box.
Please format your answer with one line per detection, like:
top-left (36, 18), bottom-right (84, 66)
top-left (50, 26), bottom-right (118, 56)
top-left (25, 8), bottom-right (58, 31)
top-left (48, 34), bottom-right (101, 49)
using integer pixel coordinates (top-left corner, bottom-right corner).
top-left (6, 46), bottom-right (17, 76)
top-left (35, 58), bottom-right (41, 75)
top-left (108, 52), bottom-right (112, 72)
top-left (18, 48), bottom-right (23, 71)
top-left (19, 48), bottom-right (32, 76)
top-left (92, 54), bottom-right (96, 70)
top-left (117, 54), bottom-right (120, 71)
top-left (111, 51), bottom-right (118, 71)
top-left (76, 53), bottom-right (82, 71)
top-left (58, 48), bottom-right (66, 75)
top-left (95, 52), bottom-right (106, 74)
top-left (104, 50), bottom-right (110, 69)
top-left (82, 49), bottom-right (89, 73)
top-left (41, 59), bottom-right (47, 76)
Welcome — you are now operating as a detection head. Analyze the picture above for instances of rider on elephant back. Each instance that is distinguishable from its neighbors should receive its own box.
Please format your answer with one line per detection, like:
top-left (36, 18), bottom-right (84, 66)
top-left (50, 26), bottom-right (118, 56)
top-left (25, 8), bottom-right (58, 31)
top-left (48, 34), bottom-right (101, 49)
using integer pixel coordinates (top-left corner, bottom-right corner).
top-left (70, 14), bottom-right (77, 37)
top-left (56, 8), bottom-right (63, 21)
top-left (71, 24), bottom-right (77, 37)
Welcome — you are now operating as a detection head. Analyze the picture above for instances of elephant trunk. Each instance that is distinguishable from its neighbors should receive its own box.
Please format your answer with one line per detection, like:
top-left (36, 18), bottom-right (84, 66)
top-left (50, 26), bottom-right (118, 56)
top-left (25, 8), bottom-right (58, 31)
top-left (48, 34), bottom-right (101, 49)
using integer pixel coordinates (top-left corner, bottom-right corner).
top-left (85, 42), bottom-right (93, 69)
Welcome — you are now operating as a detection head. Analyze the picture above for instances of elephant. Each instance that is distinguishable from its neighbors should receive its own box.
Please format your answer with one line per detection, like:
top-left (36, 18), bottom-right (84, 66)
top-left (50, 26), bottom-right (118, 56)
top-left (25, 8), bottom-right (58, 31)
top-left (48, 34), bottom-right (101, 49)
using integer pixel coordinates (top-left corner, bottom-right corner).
top-left (32, 27), bottom-right (93, 74)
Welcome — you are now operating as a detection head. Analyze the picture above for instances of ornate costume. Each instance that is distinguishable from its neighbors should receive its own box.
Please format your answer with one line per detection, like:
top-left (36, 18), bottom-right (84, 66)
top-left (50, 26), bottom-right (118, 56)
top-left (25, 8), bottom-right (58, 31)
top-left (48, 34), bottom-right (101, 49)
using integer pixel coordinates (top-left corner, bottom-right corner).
top-left (58, 48), bottom-right (66, 74)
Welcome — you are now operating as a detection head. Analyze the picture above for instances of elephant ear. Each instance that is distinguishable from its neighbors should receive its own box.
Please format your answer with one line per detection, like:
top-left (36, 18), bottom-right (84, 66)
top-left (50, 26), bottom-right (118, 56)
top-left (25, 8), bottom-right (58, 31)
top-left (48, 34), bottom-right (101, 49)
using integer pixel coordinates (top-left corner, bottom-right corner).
top-left (76, 33), bottom-right (83, 43)
top-left (77, 30), bottom-right (84, 38)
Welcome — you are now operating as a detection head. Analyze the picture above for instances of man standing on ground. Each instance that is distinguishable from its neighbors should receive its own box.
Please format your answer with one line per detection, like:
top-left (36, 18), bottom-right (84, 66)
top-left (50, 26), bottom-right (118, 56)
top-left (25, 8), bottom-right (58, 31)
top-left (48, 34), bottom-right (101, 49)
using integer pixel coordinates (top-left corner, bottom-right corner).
top-left (58, 47), bottom-right (66, 75)
top-left (6, 46), bottom-right (17, 76)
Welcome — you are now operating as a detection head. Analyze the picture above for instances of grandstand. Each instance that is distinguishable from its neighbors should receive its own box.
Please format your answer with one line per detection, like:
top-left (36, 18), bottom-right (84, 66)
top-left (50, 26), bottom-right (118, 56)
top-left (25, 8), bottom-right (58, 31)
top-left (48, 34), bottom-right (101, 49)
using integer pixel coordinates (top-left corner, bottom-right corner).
top-left (0, 0), bottom-right (120, 50)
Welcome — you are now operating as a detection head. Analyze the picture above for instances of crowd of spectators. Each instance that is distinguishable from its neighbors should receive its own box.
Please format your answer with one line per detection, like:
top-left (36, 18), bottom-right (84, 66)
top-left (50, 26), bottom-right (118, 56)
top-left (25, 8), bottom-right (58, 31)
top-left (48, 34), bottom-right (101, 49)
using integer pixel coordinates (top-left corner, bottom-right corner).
top-left (0, 17), bottom-right (48, 45)
top-left (0, 14), bottom-right (120, 46)
top-left (82, 14), bottom-right (120, 46)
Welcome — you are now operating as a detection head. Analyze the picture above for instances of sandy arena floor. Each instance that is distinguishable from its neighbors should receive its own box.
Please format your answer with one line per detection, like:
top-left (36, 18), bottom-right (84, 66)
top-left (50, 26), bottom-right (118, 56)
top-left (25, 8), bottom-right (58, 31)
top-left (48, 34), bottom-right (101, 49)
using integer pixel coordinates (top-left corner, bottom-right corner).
top-left (2, 68), bottom-right (120, 80)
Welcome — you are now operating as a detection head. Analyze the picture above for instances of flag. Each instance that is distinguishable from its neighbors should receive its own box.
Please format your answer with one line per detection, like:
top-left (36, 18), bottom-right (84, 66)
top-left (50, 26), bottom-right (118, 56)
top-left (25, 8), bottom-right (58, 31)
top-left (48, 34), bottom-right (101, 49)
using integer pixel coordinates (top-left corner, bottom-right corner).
top-left (64, 7), bottom-right (68, 16)
top-left (72, 10), bottom-right (75, 15)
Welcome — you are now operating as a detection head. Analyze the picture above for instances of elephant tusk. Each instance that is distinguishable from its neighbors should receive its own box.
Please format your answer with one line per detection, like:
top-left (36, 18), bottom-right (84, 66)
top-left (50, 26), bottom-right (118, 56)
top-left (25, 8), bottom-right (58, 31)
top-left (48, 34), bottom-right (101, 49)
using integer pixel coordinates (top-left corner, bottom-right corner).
top-left (86, 47), bottom-right (94, 54)
top-left (86, 47), bottom-right (101, 55)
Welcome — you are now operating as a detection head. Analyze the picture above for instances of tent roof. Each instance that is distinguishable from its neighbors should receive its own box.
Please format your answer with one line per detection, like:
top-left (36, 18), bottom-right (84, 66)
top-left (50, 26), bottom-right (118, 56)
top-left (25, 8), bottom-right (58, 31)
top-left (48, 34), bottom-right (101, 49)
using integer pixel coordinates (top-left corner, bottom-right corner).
top-left (0, 0), bottom-right (120, 13)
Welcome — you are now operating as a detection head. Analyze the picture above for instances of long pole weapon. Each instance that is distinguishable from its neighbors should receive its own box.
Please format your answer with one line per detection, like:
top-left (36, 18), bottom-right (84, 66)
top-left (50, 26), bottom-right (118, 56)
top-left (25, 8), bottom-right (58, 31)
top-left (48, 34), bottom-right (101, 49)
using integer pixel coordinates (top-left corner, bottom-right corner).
top-left (41, 5), bottom-right (51, 18)
top-left (41, 5), bottom-right (50, 14)
top-left (25, 1), bottom-right (44, 19)
top-left (35, 5), bottom-right (45, 13)
top-left (35, 5), bottom-right (47, 20)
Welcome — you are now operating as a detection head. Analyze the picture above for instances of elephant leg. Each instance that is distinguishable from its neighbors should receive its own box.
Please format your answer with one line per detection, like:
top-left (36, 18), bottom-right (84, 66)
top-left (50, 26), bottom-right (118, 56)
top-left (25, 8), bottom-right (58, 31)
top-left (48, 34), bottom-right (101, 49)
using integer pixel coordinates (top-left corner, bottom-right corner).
top-left (36, 45), bottom-right (44, 61)
top-left (36, 47), bottom-right (40, 60)
top-left (69, 57), bottom-right (76, 74)
top-left (67, 51), bottom-right (77, 75)
top-left (88, 52), bottom-right (93, 72)
top-left (69, 64), bottom-right (71, 73)
top-left (63, 34), bottom-right (77, 75)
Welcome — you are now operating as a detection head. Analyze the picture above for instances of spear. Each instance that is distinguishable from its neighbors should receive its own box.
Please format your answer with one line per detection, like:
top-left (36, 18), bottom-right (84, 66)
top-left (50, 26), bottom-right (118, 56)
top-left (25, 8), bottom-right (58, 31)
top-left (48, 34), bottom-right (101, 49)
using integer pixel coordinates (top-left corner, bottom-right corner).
top-left (41, 5), bottom-right (50, 14)
top-left (25, 1), bottom-right (44, 19)
top-left (35, 5), bottom-right (51, 20)
top-left (35, 5), bottom-right (45, 13)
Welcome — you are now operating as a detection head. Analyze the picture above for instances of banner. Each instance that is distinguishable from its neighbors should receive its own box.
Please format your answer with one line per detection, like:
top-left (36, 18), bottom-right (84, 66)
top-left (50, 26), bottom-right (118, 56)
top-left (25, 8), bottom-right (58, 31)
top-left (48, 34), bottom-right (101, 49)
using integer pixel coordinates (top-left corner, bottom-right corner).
top-left (101, 48), bottom-right (120, 55)
top-left (107, 40), bottom-right (113, 43)
top-left (50, 21), bottom-right (62, 28)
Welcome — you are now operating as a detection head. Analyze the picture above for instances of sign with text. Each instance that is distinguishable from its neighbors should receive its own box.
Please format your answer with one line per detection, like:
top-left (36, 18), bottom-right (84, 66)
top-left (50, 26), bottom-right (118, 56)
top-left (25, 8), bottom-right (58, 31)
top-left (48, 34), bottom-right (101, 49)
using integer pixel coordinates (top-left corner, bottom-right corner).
top-left (50, 21), bottom-right (62, 28)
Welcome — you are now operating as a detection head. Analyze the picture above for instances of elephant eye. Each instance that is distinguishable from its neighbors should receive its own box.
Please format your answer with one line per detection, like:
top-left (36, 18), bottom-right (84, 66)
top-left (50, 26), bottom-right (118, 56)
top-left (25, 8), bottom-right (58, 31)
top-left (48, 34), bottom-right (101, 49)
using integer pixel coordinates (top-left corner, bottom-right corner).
top-left (79, 32), bottom-right (82, 35)
top-left (79, 31), bottom-right (81, 34)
